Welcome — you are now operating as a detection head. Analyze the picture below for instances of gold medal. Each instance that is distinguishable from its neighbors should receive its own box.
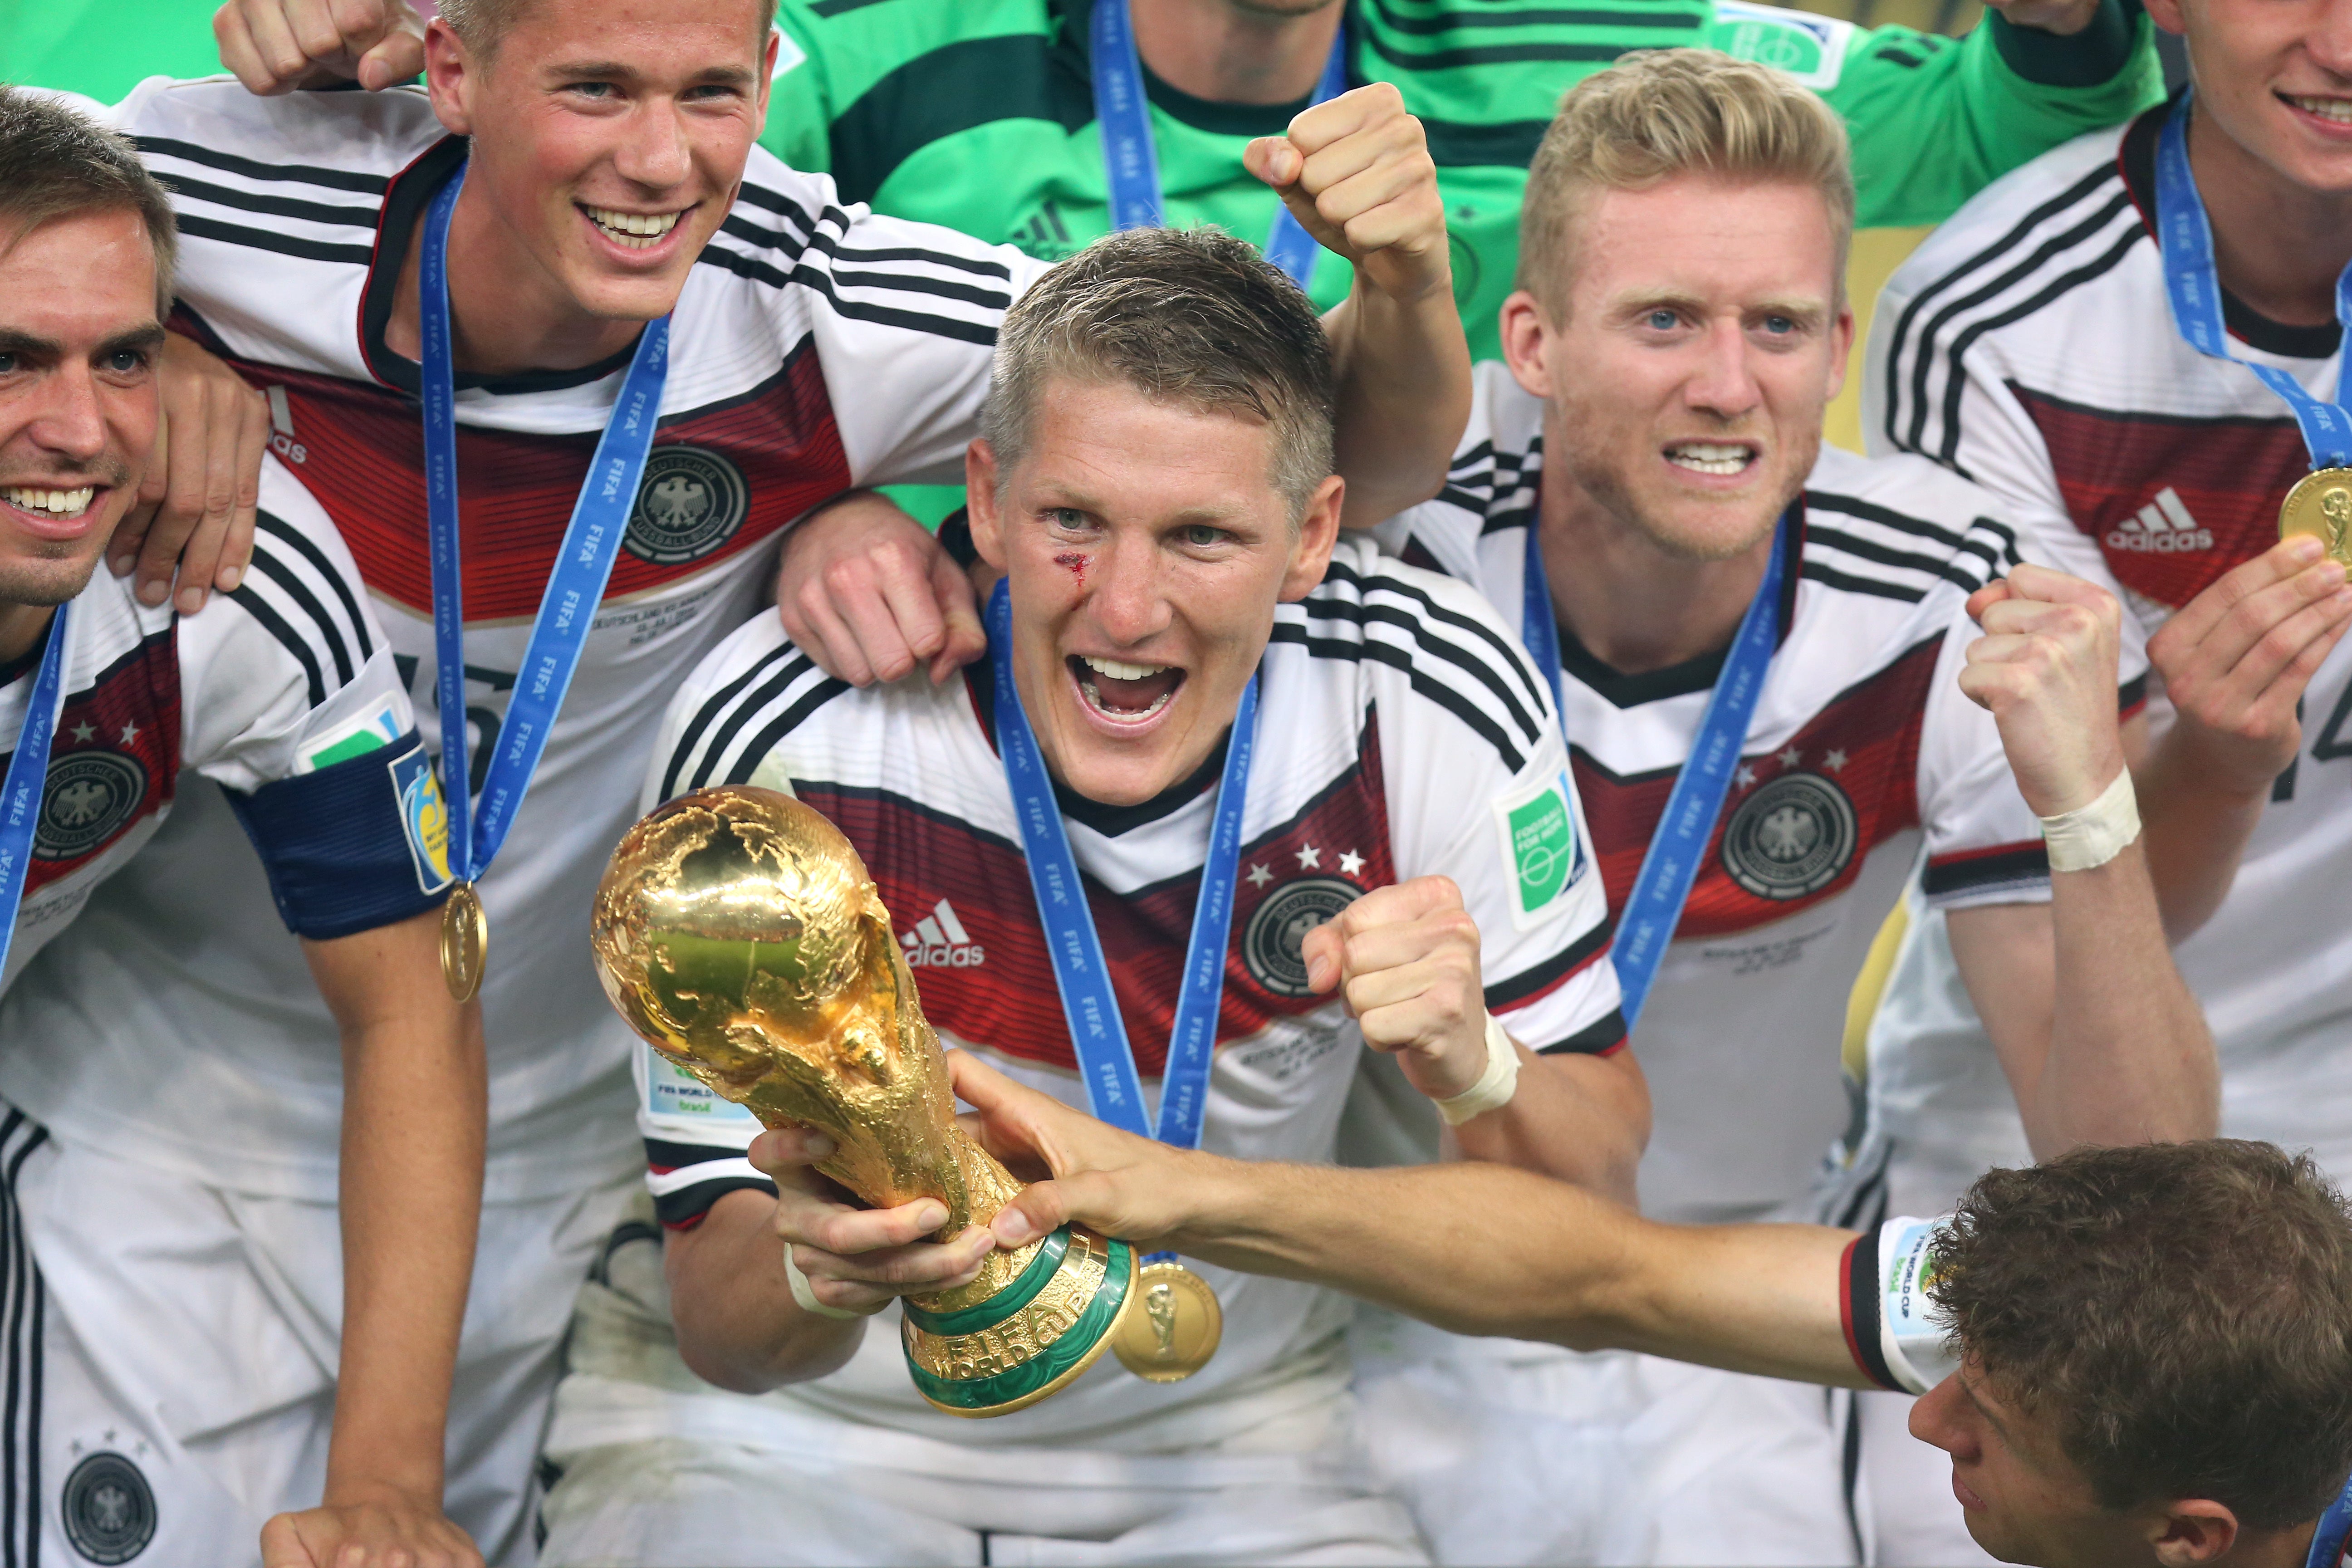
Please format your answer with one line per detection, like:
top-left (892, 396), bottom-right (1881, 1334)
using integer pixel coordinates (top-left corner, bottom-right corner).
top-left (2279, 467), bottom-right (2352, 567)
top-left (1112, 1259), bottom-right (1222, 1382)
top-left (440, 881), bottom-right (486, 1003)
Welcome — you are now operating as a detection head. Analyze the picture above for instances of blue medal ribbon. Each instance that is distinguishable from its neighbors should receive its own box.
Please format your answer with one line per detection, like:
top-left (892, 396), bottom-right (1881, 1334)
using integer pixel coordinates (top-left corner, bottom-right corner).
top-left (1091, 0), bottom-right (1347, 289)
top-left (2155, 92), bottom-right (2352, 468)
top-left (421, 163), bottom-right (672, 883)
top-left (2308, 1471), bottom-right (2352, 1568)
top-left (0, 604), bottom-right (71, 983)
top-left (985, 580), bottom-right (1257, 1159)
top-left (1519, 512), bottom-right (1791, 1029)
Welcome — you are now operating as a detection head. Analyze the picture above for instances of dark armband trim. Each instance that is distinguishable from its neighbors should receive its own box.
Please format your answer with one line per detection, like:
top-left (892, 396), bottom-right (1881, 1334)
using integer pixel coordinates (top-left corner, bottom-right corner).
top-left (225, 732), bottom-right (455, 941)
top-left (1534, 1008), bottom-right (1629, 1058)
top-left (936, 507), bottom-right (978, 568)
top-left (1843, 1233), bottom-right (1905, 1392)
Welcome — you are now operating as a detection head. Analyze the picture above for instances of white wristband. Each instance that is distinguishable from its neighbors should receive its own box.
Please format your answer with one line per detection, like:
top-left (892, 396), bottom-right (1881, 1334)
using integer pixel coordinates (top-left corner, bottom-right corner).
top-left (1435, 1013), bottom-right (1521, 1127)
top-left (2038, 768), bottom-right (2141, 874)
top-left (785, 1245), bottom-right (886, 1322)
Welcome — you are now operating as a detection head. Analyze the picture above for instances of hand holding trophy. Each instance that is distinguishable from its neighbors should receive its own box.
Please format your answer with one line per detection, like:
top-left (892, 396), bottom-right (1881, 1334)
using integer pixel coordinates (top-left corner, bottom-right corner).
top-left (590, 785), bottom-right (1139, 1417)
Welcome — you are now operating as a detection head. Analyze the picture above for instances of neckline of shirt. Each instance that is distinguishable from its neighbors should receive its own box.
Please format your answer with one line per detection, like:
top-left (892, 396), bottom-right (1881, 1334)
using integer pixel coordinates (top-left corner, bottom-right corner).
top-left (2121, 95), bottom-right (2343, 362)
top-left (965, 639), bottom-right (1234, 837)
top-left (1543, 493), bottom-right (1808, 710)
top-left (358, 134), bottom-right (650, 399)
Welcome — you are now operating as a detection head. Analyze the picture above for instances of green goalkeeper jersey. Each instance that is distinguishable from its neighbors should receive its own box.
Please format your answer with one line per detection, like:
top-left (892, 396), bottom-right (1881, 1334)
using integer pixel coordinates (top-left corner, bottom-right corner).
top-left (764, 0), bottom-right (2160, 361)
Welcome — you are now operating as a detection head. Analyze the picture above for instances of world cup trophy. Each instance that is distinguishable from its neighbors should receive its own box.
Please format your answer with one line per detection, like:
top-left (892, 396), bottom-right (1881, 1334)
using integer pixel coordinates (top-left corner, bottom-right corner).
top-left (589, 786), bottom-right (1139, 1417)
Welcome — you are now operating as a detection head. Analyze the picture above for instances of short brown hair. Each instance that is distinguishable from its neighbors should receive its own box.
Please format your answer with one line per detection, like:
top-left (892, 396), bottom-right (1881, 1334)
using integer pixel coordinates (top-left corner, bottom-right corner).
top-left (1514, 49), bottom-right (1855, 318)
top-left (1935, 1141), bottom-right (2352, 1530)
top-left (0, 87), bottom-right (177, 317)
top-left (980, 226), bottom-right (1335, 522)
top-left (435, 0), bottom-right (771, 63)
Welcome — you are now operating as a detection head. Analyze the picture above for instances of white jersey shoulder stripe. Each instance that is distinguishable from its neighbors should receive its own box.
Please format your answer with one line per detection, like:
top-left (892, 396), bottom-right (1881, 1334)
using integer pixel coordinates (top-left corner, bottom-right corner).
top-left (662, 643), bottom-right (845, 802)
top-left (1289, 554), bottom-right (1550, 745)
top-left (1878, 143), bottom-right (2146, 468)
top-left (131, 133), bottom-right (391, 196)
top-left (227, 509), bottom-right (378, 709)
top-left (1801, 492), bottom-right (2017, 604)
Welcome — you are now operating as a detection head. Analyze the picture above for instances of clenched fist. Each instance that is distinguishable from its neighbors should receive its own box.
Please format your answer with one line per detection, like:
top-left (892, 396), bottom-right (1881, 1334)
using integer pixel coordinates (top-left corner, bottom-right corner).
top-left (1299, 876), bottom-right (1494, 1102)
top-left (1244, 83), bottom-right (1450, 309)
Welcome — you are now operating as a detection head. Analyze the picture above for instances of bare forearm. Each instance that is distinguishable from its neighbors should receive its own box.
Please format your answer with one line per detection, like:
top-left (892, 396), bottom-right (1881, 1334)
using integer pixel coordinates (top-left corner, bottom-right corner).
top-left (2133, 734), bottom-right (2266, 941)
top-left (2038, 842), bottom-right (2218, 1152)
top-left (665, 1191), bottom-right (863, 1394)
top-left (1322, 278), bottom-right (1471, 528)
top-left (1451, 1047), bottom-right (1647, 1205)
top-left (1163, 1154), bottom-right (1862, 1384)
top-left (331, 1006), bottom-right (483, 1503)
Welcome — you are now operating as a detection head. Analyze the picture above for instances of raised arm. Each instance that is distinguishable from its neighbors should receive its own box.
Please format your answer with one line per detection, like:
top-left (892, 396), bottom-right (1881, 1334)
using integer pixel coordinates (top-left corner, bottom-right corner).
top-left (260, 908), bottom-right (485, 1568)
top-left (948, 1051), bottom-right (1868, 1387)
top-left (1945, 564), bottom-right (2218, 1157)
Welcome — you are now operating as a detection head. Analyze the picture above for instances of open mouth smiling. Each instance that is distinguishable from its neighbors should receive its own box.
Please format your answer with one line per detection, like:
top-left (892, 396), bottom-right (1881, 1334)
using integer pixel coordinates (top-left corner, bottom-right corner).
top-left (0, 485), bottom-right (97, 519)
top-left (1068, 653), bottom-right (1185, 723)
top-left (579, 204), bottom-right (687, 250)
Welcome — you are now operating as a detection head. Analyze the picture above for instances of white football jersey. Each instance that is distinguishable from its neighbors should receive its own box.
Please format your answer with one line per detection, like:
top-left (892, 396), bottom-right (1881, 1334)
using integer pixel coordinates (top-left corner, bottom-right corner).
top-left (1865, 102), bottom-right (2352, 1179)
top-left (0, 458), bottom-right (437, 1184)
top-left (1378, 364), bottom-right (2058, 1222)
top-left (634, 537), bottom-right (1622, 1445)
top-left (90, 77), bottom-right (1045, 1199)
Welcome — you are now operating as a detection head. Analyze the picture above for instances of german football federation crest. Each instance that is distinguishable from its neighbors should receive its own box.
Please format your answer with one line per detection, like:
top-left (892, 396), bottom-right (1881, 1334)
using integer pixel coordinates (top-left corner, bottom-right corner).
top-left (1719, 770), bottom-right (1858, 901)
top-left (61, 1451), bottom-right (155, 1564)
top-left (1242, 877), bottom-right (1360, 997)
top-left (34, 751), bottom-right (147, 861)
top-left (625, 445), bottom-right (749, 565)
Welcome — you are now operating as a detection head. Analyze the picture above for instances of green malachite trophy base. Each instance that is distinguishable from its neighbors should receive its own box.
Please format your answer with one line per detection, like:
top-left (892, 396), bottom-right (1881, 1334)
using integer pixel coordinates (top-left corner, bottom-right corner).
top-left (901, 1225), bottom-right (1138, 1417)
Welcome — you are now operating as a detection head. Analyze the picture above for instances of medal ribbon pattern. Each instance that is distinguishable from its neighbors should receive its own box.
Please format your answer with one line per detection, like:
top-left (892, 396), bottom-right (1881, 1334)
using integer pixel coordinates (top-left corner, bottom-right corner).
top-left (420, 163), bottom-right (673, 888)
top-left (984, 579), bottom-right (1258, 1162)
top-left (1091, 0), bottom-right (1347, 287)
top-left (0, 604), bottom-right (72, 982)
top-left (1521, 511), bottom-right (1792, 1028)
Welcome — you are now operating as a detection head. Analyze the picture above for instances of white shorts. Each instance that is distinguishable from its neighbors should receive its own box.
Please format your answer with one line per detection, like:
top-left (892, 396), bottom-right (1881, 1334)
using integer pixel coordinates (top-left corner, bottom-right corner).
top-left (2, 1108), bottom-right (634, 1567)
top-left (538, 1219), bottom-right (1428, 1568)
top-left (1350, 1313), bottom-right (1857, 1567)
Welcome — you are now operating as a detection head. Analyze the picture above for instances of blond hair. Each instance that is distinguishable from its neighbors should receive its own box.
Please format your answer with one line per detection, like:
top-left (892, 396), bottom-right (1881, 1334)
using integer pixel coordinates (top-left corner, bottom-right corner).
top-left (1515, 49), bottom-right (1855, 317)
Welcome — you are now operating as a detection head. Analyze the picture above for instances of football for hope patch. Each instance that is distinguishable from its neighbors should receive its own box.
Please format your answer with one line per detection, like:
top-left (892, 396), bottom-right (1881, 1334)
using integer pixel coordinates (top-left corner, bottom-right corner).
top-left (1494, 770), bottom-right (1583, 931)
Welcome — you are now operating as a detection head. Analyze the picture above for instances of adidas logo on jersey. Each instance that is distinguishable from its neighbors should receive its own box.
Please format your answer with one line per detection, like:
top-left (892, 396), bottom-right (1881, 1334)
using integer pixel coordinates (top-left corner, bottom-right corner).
top-left (900, 899), bottom-right (984, 968)
top-left (2106, 488), bottom-right (2213, 554)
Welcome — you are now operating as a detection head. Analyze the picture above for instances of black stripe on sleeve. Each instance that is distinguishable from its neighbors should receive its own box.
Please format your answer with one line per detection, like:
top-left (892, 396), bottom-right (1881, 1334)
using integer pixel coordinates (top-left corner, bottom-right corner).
top-left (2118, 672), bottom-right (2148, 713)
top-left (694, 246), bottom-right (1001, 346)
top-left (1803, 524), bottom-right (1993, 594)
top-left (1877, 162), bottom-right (2120, 452)
top-left (253, 512), bottom-right (374, 662)
top-left (1921, 845), bottom-right (2051, 898)
top-left (154, 171), bottom-right (380, 229)
top-left (719, 678), bottom-right (858, 789)
top-left (1267, 623), bottom-right (1526, 774)
top-left (172, 213), bottom-right (376, 267)
top-left (1533, 1008), bottom-right (1628, 1058)
top-left (660, 643), bottom-right (805, 803)
top-left (226, 583), bottom-right (327, 710)
top-left (653, 1176), bottom-right (779, 1229)
top-left (1845, 1233), bottom-right (1904, 1392)
top-left (134, 136), bottom-right (389, 194)
top-left (244, 536), bottom-right (358, 689)
top-left (1316, 556), bottom-right (1552, 734)
top-left (1798, 561), bottom-right (1928, 605)
top-left (1485, 917), bottom-right (1612, 1011)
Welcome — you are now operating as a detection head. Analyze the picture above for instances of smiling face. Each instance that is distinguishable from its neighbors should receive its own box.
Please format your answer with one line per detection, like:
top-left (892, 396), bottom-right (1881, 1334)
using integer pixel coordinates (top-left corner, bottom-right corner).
top-left (965, 376), bottom-right (1341, 808)
top-left (0, 207), bottom-right (162, 612)
top-left (1502, 172), bottom-right (1852, 561)
top-left (2151, 0), bottom-right (2352, 198)
top-left (426, 0), bottom-right (775, 329)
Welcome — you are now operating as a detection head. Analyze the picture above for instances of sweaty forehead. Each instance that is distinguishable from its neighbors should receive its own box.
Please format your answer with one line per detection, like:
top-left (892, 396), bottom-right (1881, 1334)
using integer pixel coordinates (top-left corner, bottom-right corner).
top-left (1572, 178), bottom-right (1839, 304)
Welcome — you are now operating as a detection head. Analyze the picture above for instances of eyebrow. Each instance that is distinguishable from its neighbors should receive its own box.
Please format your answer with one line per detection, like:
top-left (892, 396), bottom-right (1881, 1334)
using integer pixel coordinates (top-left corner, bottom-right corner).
top-left (98, 323), bottom-right (169, 358)
top-left (0, 328), bottom-right (61, 359)
top-left (544, 58), bottom-right (758, 87)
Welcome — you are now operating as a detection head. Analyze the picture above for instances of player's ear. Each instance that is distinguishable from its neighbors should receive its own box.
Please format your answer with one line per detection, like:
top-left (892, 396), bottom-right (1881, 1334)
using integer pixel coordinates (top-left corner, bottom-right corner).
top-left (2147, 1499), bottom-right (2239, 1567)
top-left (1824, 302), bottom-right (1856, 405)
top-left (1278, 475), bottom-right (1344, 603)
top-left (965, 440), bottom-right (1008, 571)
top-left (423, 19), bottom-right (478, 135)
top-left (1499, 289), bottom-right (1558, 402)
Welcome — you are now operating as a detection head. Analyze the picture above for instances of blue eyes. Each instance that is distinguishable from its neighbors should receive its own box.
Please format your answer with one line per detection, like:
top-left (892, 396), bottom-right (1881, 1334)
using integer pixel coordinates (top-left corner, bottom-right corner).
top-left (1647, 309), bottom-right (1678, 331)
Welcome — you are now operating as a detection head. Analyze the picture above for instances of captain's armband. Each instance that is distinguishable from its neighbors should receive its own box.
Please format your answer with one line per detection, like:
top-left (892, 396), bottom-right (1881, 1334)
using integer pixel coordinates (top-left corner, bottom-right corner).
top-left (1841, 1215), bottom-right (1960, 1395)
top-left (225, 731), bottom-right (456, 940)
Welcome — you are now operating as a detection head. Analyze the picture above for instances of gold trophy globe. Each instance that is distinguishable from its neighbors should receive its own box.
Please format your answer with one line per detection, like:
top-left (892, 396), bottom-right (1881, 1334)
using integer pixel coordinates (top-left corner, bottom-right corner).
top-left (590, 786), bottom-right (1138, 1417)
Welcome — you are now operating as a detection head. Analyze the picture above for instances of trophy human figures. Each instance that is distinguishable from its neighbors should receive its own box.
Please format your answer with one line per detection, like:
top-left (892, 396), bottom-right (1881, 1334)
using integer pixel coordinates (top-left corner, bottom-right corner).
top-left (589, 785), bottom-right (1139, 1417)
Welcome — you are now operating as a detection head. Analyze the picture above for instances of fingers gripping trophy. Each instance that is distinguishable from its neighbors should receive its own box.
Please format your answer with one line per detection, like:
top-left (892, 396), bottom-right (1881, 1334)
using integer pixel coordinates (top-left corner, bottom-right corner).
top-left (591, 785), bottom-right (1140, 1416)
